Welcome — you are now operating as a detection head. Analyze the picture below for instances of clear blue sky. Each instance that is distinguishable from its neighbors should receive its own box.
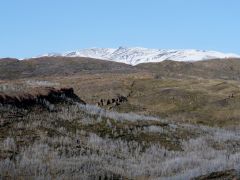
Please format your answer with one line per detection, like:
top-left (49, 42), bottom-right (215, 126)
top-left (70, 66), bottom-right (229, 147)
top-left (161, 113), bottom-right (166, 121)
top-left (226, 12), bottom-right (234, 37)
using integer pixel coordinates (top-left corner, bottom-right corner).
top-left (1, 0), bottom-right (240, 58)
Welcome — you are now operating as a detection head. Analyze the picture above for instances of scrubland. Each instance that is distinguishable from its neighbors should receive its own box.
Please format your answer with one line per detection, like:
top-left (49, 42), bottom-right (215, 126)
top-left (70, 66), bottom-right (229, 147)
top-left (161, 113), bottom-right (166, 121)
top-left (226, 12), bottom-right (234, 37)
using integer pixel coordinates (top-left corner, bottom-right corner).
top-left (1, 58), bottom-right (240, 179)
top-left (1, 102), bottom-right (239, 179)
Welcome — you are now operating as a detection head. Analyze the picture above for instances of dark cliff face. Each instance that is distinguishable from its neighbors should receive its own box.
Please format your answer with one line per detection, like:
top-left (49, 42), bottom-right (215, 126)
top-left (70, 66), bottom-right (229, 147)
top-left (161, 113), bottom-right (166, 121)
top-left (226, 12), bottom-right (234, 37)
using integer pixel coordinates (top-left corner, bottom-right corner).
top-left (0, 87), bottom-right (86, 108)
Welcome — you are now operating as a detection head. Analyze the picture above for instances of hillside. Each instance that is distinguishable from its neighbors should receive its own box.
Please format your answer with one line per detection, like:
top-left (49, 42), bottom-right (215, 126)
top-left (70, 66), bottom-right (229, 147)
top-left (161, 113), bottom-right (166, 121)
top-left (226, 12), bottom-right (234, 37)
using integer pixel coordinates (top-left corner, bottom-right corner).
top-left (2, 57), bottom-right (240, 81)
top-left (1, 56), bottom-right (240, 179)
top-left (0, 57), bottom-right (137, 80)
top-left (137, 58), bottom-right (240, 80)
top-left (1, 57), bottom-right (240, 127)
top-left (0, 82), bottom-right (239, 179)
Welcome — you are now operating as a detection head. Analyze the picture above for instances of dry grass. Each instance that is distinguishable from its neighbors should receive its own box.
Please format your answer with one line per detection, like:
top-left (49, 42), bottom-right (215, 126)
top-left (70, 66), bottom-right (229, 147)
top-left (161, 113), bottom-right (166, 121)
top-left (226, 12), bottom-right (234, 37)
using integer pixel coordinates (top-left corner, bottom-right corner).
top-left (1, 57), bottom-right (240, 179)
top-left (52, 74), bottom-right (240, 127)
top-left (0, 103), bottom-right (239, 179)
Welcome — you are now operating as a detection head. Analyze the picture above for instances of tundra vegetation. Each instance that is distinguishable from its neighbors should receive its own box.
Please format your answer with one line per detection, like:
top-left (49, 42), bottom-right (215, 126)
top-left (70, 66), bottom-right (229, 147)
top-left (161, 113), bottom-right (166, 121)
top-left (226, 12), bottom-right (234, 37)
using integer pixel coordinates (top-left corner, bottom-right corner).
top-left (1, 58), bottom-right (240, 179)
top-left (0, 93), bottom-right (240, 179)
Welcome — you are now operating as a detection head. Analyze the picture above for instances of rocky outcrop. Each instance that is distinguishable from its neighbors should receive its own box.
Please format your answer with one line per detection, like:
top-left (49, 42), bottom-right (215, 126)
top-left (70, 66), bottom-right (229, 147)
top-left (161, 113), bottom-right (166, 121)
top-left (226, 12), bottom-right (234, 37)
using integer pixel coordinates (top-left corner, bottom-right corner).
top-left (0, 87), bottom-right (85, 109)
top-left (96, 95), bottom-right (128, 108)
top-left (192, 169), bottom-right (239, 180)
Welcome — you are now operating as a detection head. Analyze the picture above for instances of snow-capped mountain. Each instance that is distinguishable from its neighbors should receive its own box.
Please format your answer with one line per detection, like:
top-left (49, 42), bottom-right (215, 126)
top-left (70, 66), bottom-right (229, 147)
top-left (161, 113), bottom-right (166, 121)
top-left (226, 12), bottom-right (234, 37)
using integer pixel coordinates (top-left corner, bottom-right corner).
top-left (36, 47), bottom-right (240, 65)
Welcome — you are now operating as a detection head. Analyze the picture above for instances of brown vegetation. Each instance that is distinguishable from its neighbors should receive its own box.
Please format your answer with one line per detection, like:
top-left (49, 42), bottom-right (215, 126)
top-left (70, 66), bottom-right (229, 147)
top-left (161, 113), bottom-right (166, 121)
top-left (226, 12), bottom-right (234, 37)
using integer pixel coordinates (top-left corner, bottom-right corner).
top-left (1, 57), bottom-right (240, 179)
top-left (0, 87), bottom-right (85, 108)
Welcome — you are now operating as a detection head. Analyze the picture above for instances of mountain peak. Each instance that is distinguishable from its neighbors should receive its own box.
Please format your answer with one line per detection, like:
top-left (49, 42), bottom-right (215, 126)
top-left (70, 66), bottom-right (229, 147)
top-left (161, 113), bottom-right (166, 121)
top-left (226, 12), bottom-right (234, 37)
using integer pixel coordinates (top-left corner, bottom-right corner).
top-left (34, 47), bottom-right (240, 65)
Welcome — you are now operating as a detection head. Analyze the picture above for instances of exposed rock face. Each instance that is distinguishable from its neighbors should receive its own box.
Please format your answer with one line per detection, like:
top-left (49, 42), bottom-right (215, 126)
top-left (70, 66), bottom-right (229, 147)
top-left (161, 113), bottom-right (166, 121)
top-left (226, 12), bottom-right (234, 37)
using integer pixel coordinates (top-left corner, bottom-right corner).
top-left (192, 169), bottom-right (240, 180)
top-left (96, 95), bottom-right (128, 108)
top-left (0, 87), bottom-right (86, 109)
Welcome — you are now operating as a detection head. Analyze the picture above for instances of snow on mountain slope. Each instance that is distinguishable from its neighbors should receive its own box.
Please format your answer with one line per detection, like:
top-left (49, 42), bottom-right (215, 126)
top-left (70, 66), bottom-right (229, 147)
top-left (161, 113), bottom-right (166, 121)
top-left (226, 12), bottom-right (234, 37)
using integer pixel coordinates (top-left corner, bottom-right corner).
top-left (37, 47), bottom-right (240, 65)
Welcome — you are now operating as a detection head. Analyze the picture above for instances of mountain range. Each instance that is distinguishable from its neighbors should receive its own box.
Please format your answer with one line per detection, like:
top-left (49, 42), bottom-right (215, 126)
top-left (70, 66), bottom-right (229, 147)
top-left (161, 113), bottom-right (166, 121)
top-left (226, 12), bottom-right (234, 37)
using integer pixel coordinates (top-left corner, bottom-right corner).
top-left (35, 47), bottom-right (240, 65)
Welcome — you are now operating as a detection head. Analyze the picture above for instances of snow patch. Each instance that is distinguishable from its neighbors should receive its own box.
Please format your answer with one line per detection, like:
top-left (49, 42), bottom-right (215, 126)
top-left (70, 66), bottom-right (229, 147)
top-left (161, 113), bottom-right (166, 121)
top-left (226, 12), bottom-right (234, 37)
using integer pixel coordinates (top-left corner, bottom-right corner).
top-left (32, 47), bottom-right (240, 65)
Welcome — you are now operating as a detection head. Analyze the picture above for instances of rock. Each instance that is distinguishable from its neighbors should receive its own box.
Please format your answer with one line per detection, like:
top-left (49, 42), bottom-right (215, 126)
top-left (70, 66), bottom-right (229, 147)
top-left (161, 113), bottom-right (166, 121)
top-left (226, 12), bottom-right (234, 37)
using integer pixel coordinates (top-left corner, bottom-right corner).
top-left (0, 87), bottom-right (86, 109)
top-left (114, 101), bottom-right (120, 106)
top-left (118, 95), bottom-right (128, 103)
top-left (192, 169), bottom-right (239, 180)
top-left (99, 99), bottom-right (104, 106)
top-left (96, 96), bottom-right (127, 107)
top-left (107, 99), bottom-right (111, 105)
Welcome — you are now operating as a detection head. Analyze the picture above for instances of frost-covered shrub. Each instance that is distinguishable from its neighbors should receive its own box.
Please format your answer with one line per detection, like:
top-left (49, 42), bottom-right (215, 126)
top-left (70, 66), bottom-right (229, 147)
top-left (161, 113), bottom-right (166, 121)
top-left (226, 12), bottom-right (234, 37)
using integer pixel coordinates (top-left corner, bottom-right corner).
top-left (1, 103), bottom-right (240, 179)
top-left (78, 104), bottom-right (158, 122)
top-left (26, 80), bottom-right (59, 87)
top-left (144, 125), bottom-right (165, 133)
top-left (2, 137), bottom-right (16, 152)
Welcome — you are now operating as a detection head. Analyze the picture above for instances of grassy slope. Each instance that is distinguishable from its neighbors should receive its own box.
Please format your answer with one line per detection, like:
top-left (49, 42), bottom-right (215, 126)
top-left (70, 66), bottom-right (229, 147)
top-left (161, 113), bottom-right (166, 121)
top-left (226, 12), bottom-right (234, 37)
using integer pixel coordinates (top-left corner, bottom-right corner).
top-left (1, 102), bottom-right (239, 179)
top-left (137, 58), bottom-right (240, 80)
top-left (1, 57), bottom-right (240, 127)
top-left (55, 74), bottom-right (240, 127)
top-left (1, 57), bottom-right (240, 179)
top-left (0, 57), bottom-right (137, 79)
